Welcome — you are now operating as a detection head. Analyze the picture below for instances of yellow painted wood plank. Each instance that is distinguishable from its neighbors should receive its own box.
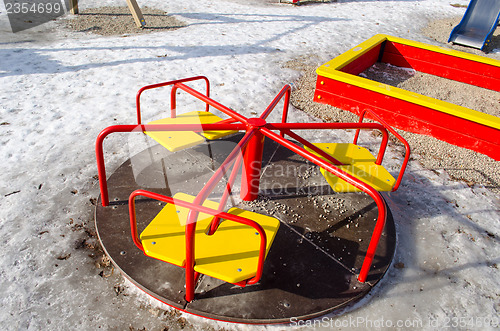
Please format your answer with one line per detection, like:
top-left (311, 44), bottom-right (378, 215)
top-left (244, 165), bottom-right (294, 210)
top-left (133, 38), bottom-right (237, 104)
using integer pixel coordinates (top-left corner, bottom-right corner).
top-left (317, 34), bottom-right (500, 74)
top-left (317, 34), bottom-right (388, 72)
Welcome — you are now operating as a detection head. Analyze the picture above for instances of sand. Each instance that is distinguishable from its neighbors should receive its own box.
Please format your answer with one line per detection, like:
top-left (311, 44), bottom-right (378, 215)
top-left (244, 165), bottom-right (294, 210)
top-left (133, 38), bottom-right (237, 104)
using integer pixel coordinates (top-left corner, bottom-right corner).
top-left (361, 63), bottom-right (500, 118)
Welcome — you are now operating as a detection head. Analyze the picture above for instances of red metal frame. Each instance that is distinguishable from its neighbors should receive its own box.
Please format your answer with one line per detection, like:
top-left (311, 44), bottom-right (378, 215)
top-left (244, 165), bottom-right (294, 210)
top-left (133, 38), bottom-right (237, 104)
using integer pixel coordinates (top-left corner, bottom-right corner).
top-left (95, 122), bottom-right (247, 207)
top-left (136, 76), bottom-right (210, 124)
top-left (207, 151), bottom-right (245, 235)
top-left (96, 76), bottom-right (410, 302)
top-left (354, 109), bottom-right (410, 191)
top-left (381, 41), bottom-right (500, 92)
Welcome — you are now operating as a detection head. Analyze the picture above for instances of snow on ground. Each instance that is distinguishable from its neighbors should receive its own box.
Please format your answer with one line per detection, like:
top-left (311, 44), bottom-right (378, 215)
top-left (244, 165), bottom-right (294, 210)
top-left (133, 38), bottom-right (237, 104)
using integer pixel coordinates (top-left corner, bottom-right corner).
top-left (0, 0), bottom-right (499, 330)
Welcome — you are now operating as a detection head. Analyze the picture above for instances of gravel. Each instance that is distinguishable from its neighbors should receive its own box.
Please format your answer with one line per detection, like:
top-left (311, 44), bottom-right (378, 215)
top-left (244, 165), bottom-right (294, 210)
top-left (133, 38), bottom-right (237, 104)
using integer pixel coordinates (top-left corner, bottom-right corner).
top-left (64, 6), bottom-right (186, 36)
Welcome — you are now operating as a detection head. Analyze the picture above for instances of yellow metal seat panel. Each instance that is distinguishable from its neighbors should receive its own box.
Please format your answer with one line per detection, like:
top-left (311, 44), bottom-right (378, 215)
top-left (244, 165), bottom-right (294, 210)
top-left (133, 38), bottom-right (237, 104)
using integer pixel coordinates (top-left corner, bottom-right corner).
top-left (192, 111), bottom-right (237, 140)
top-left (320, 162), bottom-right (395, 192)
top-left (146, 130), bottom-right (204, 152)
top-left (140, 193), bottom-right (219, 266)
top-left (145, 111), bottom-right (237, 152)
top-left (304, 143), bottom-right (376, 164)
top-left (193, 208), bottom-right (280, 284)
top-left (140, 194), bottom-right (280, 284)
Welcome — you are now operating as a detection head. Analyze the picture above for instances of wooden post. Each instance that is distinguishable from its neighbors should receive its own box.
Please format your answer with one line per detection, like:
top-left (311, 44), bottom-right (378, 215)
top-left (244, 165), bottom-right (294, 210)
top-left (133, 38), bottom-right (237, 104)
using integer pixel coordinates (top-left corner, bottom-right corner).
top-left (68, 0), bottom-right (78, 14)
top-left (125, 0), bottom-right (146, 28)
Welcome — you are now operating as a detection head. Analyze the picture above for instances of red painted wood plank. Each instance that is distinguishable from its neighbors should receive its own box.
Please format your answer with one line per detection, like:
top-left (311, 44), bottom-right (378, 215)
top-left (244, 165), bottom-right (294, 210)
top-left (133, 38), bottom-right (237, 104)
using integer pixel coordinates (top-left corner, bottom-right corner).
top-left (339, 44), bottom-right (381, 75)
top-left (314, 77), bottom-right (500, 160)
top-left (315, 77), bottom-right (497, 141)
top-left (384, 42), bottom-right (500, 78)
top-left (382, 53), bottom-right (500, 92)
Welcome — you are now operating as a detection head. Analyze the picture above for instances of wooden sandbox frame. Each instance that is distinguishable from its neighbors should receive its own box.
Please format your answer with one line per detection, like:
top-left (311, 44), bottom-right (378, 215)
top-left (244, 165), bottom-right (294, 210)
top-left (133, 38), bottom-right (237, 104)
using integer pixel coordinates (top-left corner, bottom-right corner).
top-left (314, 34), bottom-right (500, 161)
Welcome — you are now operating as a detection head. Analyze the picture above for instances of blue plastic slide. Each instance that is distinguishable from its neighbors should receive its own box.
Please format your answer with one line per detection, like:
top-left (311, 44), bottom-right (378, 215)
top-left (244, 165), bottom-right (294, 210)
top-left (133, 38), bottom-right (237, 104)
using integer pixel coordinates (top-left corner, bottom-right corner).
top-left (448, 0), bottom-right (500, 51)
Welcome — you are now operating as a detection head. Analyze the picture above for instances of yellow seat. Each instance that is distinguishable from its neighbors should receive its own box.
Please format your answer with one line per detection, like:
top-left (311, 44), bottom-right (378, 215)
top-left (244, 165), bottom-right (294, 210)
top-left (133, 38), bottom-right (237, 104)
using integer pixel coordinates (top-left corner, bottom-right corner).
top-left (320, 162), bottom-right (395, 192)
top-left (140, 193), bottom-right (280, 284)
top-left (305, 143), bottom-right (376, 164)
top-left (140, 192), bottom-right (218, 266)
top-left (145, 111), bottom-right (238, 152)
top-left (304, 143), bottom-right (395, 192)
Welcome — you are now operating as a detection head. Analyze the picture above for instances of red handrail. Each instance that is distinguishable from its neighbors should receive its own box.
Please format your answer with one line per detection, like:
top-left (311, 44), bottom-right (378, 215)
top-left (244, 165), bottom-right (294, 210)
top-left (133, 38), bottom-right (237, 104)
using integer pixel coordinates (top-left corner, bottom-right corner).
top-left (95, 122), bottom-right (247, 207)
top-left (270, 122), bottom-right (390, 165)
top-left (282, 129), bottom-right (344, 165)
top-left (184, 129), bottom-right (257, 301)
top-left (136, 76), bottom-right (210, 124)
top-left (175, 82), bottom-right (248, 124)
top-left (207, 151), bottom-right (245, 235)
top-left (268, 122), bottom-right (388, 130)
top-left (260, 84), bottom-right (291, 121)
top-left (354, 109), bottom-right (411, 191)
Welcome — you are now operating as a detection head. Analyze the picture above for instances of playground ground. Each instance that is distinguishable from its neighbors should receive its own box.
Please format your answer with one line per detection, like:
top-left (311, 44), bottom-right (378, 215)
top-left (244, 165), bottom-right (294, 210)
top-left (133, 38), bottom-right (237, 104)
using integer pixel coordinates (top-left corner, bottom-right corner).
top-left (0, 0), bottom-right (499, 330)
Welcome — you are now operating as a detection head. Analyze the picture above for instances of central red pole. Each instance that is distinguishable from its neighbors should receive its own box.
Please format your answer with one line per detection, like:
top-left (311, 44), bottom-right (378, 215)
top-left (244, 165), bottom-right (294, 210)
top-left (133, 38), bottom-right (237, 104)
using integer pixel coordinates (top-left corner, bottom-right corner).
top-left (241, 118), bottom-right (266, 201)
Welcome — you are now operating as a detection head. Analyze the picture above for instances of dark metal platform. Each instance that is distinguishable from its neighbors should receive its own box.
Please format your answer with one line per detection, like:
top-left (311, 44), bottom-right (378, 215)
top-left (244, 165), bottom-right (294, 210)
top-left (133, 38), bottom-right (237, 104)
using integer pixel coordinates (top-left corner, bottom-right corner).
top-left (95, 134), bottom-right (396, 324)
